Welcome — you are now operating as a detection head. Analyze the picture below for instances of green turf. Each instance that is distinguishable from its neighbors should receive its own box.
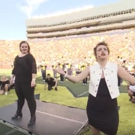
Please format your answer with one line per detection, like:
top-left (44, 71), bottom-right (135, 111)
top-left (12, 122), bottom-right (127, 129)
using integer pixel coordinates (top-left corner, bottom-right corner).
top-left (0, 123), bottom-right (26, 135)
top-left (0, 89), bottom-right (17, 107)
top-left (0, 123), bottom-right (13, 134)
top-left (0, 69), bottom-right (135, 135)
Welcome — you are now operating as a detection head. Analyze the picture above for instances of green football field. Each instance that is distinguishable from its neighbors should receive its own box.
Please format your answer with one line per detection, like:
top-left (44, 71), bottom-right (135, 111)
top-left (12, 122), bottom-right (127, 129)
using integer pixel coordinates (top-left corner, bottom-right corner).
top-left (0, 69), bottom-right (135, 135)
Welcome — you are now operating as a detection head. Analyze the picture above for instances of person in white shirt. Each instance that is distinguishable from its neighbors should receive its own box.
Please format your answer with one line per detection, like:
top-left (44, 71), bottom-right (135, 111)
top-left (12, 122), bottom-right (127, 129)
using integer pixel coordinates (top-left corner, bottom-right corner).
top-left (54, 41), bottom-right (135, 135)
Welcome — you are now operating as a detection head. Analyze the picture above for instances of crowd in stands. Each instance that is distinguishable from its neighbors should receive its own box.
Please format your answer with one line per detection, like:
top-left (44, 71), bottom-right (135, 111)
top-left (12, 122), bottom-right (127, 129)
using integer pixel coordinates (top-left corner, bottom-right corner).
top-left (0, 29), bottom-right (135, 99)
top-left (0, 29), bottom-right (135, 69)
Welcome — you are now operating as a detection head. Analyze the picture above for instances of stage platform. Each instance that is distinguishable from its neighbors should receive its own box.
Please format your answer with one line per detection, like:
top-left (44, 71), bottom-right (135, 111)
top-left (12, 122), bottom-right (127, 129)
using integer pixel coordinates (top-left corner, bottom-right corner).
top-left (0, 100), bottom-right (88, 135)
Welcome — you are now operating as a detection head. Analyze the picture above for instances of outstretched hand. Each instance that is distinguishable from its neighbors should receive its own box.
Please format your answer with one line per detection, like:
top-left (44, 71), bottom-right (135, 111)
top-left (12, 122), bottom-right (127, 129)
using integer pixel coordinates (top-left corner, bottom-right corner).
top-left (54, 68), bottom-right (65, 75)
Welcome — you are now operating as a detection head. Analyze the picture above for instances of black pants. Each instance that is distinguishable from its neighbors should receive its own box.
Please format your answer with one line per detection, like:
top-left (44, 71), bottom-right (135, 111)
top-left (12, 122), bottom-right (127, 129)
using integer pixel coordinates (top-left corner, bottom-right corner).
top-left (83, 78), bottom-right (87, 84)
top-left (41, 70), bottom-right (46, 80)
top-left (48, 82), bottom-right (55, 90)
top-left (15, 82), bottom-right (36, 116)
top-left (60, 74), bottom-right (64, 81)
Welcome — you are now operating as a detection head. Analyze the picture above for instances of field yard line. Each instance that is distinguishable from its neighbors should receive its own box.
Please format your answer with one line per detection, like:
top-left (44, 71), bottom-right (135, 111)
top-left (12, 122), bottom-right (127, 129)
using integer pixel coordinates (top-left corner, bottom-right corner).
top-left (77, 91), bottom-right (88, 97)
top-left (36, 110), bottom-right (84, 124)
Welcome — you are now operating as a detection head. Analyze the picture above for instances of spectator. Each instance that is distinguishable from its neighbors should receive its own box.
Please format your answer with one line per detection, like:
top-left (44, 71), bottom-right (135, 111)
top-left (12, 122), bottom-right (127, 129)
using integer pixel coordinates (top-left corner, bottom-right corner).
top-left (45, 73), bottom-right (58, 91)
top-left (0, 74), bottom-right (10, 95)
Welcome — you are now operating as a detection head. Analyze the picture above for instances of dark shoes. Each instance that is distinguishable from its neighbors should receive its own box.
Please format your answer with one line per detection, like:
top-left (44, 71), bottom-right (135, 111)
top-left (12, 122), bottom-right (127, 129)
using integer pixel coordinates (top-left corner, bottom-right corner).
top-left (11, 111), bottom-right (22, 119)
top-left (12, 111), bottom-right (36, 126)
top-left (28, 115), bottom-right (36, 126)
top-left (55, 87), bottom-right (58, 91)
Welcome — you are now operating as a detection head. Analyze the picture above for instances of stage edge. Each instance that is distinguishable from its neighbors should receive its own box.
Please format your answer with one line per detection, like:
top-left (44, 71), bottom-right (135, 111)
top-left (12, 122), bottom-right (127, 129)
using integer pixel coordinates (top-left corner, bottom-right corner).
top-left (0, 119), bottom-right (38, 135)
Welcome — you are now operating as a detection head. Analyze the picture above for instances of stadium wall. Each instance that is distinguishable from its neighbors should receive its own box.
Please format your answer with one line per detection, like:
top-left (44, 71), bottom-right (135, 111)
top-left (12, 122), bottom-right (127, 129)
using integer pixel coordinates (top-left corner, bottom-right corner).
top-left (26, 0), bottom-right (135, 39)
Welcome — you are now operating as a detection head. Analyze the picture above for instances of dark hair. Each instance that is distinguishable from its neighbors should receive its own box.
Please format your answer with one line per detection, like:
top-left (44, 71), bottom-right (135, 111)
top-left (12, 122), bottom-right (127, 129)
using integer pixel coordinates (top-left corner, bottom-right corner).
top-left (123, 60), bottom-right (126, 63)
top-left (93, 41), bottom-right (110, 59)
top-left (19, 41), bottom-right (30, 53)
top-left (47, 73), bottom-right (50, 76)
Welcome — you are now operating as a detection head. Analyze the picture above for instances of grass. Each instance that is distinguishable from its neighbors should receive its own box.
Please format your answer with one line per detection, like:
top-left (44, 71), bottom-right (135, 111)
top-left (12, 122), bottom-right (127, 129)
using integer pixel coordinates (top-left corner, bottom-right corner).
top-left (39, 85), bottom-right (88, 108)
top-left (0, 69), bottom-right (135, 135)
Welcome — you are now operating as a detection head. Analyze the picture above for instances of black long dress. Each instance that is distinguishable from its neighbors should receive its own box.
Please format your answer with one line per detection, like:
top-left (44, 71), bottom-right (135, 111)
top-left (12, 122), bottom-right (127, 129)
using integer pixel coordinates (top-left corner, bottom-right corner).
top-left (87, 78), bottom-right (119, 135)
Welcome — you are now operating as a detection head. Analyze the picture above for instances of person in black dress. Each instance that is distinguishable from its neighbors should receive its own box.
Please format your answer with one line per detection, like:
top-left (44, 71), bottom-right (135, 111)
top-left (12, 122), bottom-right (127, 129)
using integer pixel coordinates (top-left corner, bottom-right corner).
top-left (11, 41), bottom-right (37, 126)
top-left (54, 42), bottom-right (135, 135)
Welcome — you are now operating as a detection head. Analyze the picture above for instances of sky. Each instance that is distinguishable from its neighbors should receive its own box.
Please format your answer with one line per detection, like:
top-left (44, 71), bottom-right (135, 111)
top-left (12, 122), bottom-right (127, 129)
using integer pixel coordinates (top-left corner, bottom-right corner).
top-left (0, 0), bottom-right (120, 40)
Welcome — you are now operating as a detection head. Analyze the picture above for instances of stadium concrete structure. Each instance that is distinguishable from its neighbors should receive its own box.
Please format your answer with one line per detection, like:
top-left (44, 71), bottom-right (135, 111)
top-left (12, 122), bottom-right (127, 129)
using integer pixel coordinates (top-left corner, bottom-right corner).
top-left (26, 0), bottom-right (135, 39)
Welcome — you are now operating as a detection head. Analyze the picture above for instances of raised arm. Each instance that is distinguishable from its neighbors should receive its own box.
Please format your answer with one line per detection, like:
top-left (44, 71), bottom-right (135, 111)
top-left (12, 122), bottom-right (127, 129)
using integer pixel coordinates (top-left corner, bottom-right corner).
top-left (54, 66), bottom-right (90, 83)
top-left (118, 66), bottom-right (135, 85)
